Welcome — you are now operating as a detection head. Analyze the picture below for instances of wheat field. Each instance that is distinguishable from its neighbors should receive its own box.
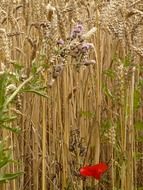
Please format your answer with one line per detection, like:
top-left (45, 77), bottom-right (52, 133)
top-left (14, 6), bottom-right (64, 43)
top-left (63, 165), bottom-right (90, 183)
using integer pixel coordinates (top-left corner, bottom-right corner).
top-left (0, 0), bottom-right (143, 190)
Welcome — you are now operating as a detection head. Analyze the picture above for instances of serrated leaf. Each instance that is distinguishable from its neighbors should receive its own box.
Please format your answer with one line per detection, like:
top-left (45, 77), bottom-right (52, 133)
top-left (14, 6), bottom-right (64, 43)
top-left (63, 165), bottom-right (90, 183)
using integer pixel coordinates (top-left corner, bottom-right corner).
top-left (0, 172), bottom-right (23, 183)
top-left (0, 125), bottom-right (21, 133)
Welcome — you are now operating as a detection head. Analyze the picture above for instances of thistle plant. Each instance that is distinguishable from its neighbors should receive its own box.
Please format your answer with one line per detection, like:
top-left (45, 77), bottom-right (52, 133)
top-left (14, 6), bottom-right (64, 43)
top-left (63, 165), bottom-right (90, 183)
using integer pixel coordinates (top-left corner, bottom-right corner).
top-left (0, 1), bottom-right (143, 190)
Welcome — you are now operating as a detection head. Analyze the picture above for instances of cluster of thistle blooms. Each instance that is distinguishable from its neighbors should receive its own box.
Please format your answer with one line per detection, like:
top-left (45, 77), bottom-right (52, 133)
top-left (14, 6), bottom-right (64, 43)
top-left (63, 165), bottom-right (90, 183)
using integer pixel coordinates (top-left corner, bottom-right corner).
top-left (49, 22), bottom-right (96, 86)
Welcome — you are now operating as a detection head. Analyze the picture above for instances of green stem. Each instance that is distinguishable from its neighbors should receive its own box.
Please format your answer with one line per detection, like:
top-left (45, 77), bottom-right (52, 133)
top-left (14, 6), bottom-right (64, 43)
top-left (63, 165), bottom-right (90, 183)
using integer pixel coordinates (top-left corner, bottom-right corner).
top-left (3, 67), bottom-right (43, 108)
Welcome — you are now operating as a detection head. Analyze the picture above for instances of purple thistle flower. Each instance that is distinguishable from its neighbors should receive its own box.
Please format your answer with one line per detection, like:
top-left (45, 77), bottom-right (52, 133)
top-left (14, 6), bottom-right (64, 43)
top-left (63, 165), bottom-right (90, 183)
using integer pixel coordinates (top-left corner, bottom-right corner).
top-left (70, 23), bottom-right (83, 39)
top-left (80, 43), bottom-right (92, 53)
top-left (57, 39), bottom-right (64, 45)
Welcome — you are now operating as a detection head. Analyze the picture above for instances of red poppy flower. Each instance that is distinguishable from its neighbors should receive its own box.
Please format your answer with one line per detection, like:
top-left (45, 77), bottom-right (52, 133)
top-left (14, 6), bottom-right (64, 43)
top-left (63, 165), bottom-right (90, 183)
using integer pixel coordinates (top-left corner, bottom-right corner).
top-left (80, 163), bottom-right (108, 180)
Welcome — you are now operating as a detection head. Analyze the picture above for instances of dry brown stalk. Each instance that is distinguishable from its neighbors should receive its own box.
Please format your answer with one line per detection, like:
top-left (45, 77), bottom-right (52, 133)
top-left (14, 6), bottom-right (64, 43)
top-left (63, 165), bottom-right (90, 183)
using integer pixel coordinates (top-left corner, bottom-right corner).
top-left (0, 1), bottom-right (143, 190)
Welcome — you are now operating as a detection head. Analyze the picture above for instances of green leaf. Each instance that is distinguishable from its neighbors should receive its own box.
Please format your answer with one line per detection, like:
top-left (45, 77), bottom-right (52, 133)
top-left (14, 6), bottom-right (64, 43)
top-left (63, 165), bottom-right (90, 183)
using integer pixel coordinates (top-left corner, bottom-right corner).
top-left (136, 136), bottom-right (143, 142)
top-left (0, 125), bottom-right (21, 133)
top-left (138, 187), bottom-right (143, 190)
top-left (12, 62), bottom-right (24, 71)
top-left (134, 152), bottom-right (143, 161)
top-left (101, 120), bottom-right (112, 131)
top-left (31, 64), bottom-right (38, 74)
top-left (103, 69), bottom-right (116, 79)
top-left (0, 142), bottom-right (11, 168)
top-left (0, 115), bottom-right (17, 123)
top-left (80, 111), bottom-right (95, 118)
top-left (0, 157), bottom-right (11, 168)
top-left (0, 172), bottom-right (23, 183)
top-left (135, 121), bottom-right (143, 130)
top-left (122, 55), bottom-right (131, 67)
top-left (103, 84), bottom-right (114, 98)
top-left (134, 89), bottom-right (141, 109)
top-left (0, 73), bottom-right (7, 110)
top-left (22, 89), bottom-right (49, 98)
top-left (100, 120), bottom-right (113, 137)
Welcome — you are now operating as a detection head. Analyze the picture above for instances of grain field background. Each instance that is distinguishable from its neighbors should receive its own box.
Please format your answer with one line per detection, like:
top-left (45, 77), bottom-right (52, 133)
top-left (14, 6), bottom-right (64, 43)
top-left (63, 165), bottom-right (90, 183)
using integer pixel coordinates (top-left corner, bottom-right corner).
top-left (0, 0), bottom-right (143, 190)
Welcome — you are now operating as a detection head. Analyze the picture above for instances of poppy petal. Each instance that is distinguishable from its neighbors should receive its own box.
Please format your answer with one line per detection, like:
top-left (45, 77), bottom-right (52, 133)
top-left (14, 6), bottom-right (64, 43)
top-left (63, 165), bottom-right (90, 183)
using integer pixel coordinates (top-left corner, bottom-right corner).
top-left (80, 163), bottom-right (108, 180)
